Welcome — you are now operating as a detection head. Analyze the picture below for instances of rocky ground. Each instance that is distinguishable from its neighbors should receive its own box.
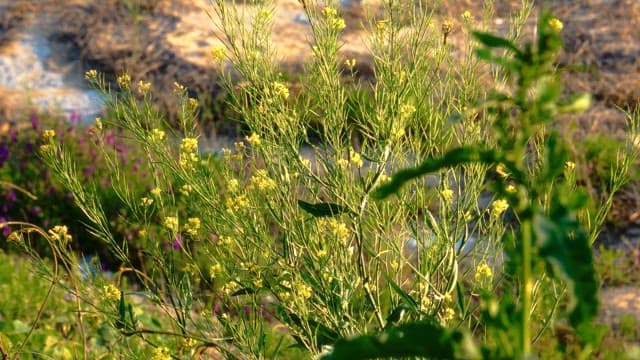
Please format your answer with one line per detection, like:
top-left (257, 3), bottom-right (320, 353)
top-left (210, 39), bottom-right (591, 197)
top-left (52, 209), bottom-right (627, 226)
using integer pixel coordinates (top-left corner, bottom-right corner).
top-left (1, 0), bottom-right (639, 338)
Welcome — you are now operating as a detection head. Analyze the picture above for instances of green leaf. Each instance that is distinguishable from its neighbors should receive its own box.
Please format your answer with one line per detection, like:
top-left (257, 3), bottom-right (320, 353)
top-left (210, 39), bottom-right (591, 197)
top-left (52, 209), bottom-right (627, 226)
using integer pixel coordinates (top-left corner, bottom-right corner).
top-left (298, 200), bottom-right (352, 218)
top-left (472, 32), bottom-right (523, 56)
top-left (384, 273), bottom-right (419, 314)
top-left (532, 208), bottom-right (599, 343)
top-left (321, 321), bottom-right (480, 360)
top-left (372, 147), bottom-right (498, 200)
top-left (116, 291), bottom-right (126, 329)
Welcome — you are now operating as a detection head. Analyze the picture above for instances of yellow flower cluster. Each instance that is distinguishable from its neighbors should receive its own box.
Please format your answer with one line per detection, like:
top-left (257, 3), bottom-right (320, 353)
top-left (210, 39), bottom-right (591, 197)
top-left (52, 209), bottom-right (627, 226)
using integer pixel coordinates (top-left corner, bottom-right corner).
top-left (151, 187), bottom-right (162, 197)
top-left (349, 148), bottom-right (363, 168)
top-left (149, 128), bottom-right (165, 143)
top-left (491, 199), bottom-right (509, 217)
top-left (137, 80), bottom-right (151, 95)
top-left (84, 69), bottom-right (98, 81)
top-left (496, 163), bottom-right (509, 178)
top-left (564, 161), bottom-right (575, 171)
top-left (344, 58), bottom-right (357, 70)
top-left (548, 17), bottom-right (563, 32)
top-left (102, 284), bottom-right (121, 302)
top-left (179, 137), bottom-right (199, 170)
top-left (225, 194), bottom-right (250, 213)
top-left (246, 133), bottom-right (261, 146)
top-left (440, 188), bottom-right (454, 205)
top-left (184, 217), bottom-right (201, 236)
top-left (140, 197), bottom-right (153, 207)
top-left (399, 103), bottom-right (416, 118)
top-left (42, 129), bottom-right (56, 142)
top-left (209, 263), bottom-right (223, 279)
top-left (322, 6), bottom-right (346, 31)
top-left (188, 98), bottom-right (199, 110)
top-left (48, 225), bottom-right (72, 244)
top-left (164, 216), bottom-right (179, 232)
top-left (250, 169), bottom-right (277, 191)
top-left (116, 73), bottom-right (131, 89)
top-left (271, 81), bottom-right (289, 100)
top-left (474, 261), bottom-right (493, 283)
top-left (321, 218), bottom-right (350, 243)
top-left (441, 19), bottom-right (454, 36)
top-left (294, 279), bottom-right (312, 300)
top-left (211, 45), bottom-right (226, 63)
top-left (181, 184), bottom-right (193, 196)
top-left (442, 307), bottom-right (455, 323)
top-left (226, 178), bottom-right (239, 193)
top-left (150, 346), bottom-right (171, 360)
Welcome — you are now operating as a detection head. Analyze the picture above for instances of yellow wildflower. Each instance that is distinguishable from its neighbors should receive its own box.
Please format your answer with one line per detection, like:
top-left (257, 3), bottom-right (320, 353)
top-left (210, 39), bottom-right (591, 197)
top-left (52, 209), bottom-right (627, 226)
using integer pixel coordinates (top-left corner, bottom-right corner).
top-left (345, 58), bottom-right (357, 70)
top-left (399, 103), bottom-right (416, 118)
top-left (116, 73), bottom-right (131, 89)
top-left (440, 188), bottom-right (454, 204)
top-left (164, 216), bottom-right (179, 232)
top-left (564, 161), bottom-right (575, 171)
top-left (140, 197), bottom-right (153, 206)
top-left (462, 10), bottom-right (472, 22)
top-left (246, 133), bottom-right (261, 146)
top-left (251, 169), bottom-right (277, 191)
top-left (349, 148), bottom-right (363, 168)
top-left (211, 45), bottom-right (226, 62)
top-left (294, 280), bottom-right (312, 300)
top-left (39, 144), bottom-right (53, 154)
top-left (210, 263), bottom-right (223, 278)
top-left (150, 187), bottom-right (162, 197)
top-left (180, 138), bottom-right (198, 154)
top-left (150, 346), bottom-right (171, 360)
top-left (102, 284), bottom-right (121, 302)
top-left (442, 307), bottom-right (455, 323)
top-left (496, 163), bottom-right (509, 178)
top-left (226, 178), bottom-right (239, 193)
top-left (188, 98), bottom-right (199, 110)
top-left (441, 19), bottom-right (454, 36)
top-left (48, 225), bottom-right (72, 244)
top-left (42, 129), bottom-right (56, 142)
top-left (548, 17), bottom-right (563, 32)
top-left (327, 218), bottom-right (350, 242)
top-left (491, 199), bottom-right (509, 217)
top-left (322, 7), bottom-right (338, 17)
top-left (181, 184), bottom-right (193, 196)
top-left (272, 81), bottom-right (289, 100)
top-left (149, 128), bottom-right (165, 142)
top-left (474, 261), bottom-right (493, 283)
top-left (95, 117), bottom-right (103, 130)
top-left (137, 80), bottom-right (151, 95)
top-left (84, 69), bottom-right (98, 81)
top-left (185, 217), bottom-right (201, 236)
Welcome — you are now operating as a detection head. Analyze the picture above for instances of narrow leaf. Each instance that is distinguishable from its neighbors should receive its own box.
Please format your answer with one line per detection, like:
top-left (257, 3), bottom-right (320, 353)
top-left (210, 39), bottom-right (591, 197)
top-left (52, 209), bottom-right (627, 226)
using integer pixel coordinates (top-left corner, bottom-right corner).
top-left (298, 200), bottom-right (352, 218)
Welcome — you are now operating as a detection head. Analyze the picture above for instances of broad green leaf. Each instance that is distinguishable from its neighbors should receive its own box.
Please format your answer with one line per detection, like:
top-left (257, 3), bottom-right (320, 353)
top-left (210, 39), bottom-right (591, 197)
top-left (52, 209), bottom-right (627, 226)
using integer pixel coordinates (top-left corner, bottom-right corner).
top-left (532, 208), bottom-right (599, 342)
top-left (321, 321), bottom-right (480, 360)
top-left (298, 200), bottom-right (352, 218)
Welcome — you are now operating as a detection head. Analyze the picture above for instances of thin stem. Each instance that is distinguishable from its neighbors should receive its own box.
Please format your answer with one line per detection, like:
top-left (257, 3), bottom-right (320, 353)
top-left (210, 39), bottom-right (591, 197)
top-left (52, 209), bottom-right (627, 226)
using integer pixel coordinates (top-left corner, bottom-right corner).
top-left (521, 220), bottom-right (532, 356)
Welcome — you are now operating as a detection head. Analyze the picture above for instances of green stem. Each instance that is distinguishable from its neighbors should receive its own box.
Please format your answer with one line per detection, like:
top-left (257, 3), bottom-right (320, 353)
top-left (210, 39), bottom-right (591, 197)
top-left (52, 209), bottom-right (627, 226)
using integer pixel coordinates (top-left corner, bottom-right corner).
top-left (521, 220), bottom-right (532, 356)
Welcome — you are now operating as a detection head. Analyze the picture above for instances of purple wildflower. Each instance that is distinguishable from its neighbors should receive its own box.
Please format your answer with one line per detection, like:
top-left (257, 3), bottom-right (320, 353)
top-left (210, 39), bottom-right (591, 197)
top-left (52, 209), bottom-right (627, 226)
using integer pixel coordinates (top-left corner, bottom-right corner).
top-left (172, 235), bottom-right (183, 250)
top-left (6, 190), bottom-right (16, 204)
top-left (0, 143), bottom-right (9, 168)
top-left (30, 113), bottom-right (39, 130)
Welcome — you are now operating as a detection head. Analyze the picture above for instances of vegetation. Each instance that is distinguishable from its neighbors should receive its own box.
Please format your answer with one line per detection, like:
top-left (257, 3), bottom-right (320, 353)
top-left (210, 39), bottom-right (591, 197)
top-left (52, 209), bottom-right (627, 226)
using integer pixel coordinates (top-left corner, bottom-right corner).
top-left (1, 1), bottom-right (639, 359)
